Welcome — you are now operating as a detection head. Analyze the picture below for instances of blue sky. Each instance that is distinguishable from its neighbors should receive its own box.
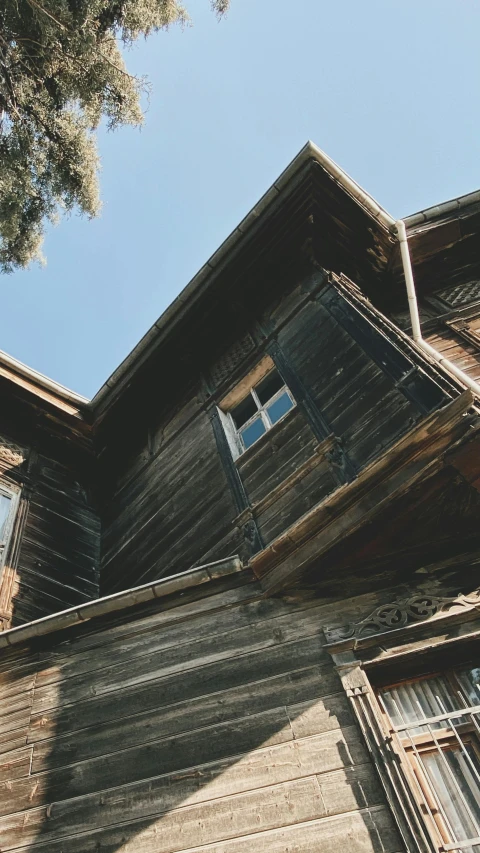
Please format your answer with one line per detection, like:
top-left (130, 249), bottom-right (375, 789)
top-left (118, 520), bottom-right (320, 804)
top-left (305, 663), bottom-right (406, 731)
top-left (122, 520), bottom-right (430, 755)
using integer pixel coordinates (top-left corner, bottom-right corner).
top-left (3, 0), bottom-right (480, 398)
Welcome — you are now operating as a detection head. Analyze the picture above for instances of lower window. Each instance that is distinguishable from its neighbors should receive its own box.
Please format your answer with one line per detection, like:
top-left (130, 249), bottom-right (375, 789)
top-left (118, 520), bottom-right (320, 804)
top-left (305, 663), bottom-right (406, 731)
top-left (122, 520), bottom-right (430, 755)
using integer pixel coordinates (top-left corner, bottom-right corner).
top-left (0, 484), bottom-right (19, 571)
top-left (378, 668), bottom-right (480, 853)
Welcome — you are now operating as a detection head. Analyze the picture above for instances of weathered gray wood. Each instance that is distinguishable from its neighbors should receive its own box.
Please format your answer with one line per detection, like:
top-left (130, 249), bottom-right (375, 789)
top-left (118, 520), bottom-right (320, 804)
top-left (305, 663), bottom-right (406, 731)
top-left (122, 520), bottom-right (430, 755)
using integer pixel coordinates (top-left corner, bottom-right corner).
top-left (27, 637), bottom-right (329, 742)
top-left (30, 687), bottom-right (350, 772)
top-left (0, 745), bottom-right (32, 782)
top-left (0, 765), bottom-right (386, 852)
top-left (29, 667), bottom-right (344, 751)
top-left (1, 180), bottom-right (478, 853)
top-left (34, 582), bottom-right (259, 663)
top-left (0, 718), bottom-right (368, 817)
top-left (33, 597), bottom-right (327, 691)
top-left (31, 628), bottom-right (328, 716)
top-left (0, 804), bottom-right (402, 853)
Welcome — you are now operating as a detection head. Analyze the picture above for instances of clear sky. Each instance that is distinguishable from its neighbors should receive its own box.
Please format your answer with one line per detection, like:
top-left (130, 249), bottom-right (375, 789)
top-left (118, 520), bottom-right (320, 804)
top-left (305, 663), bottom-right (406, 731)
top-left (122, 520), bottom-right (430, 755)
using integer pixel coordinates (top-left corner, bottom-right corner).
top-left (3, 0), bottom-right (479, 398)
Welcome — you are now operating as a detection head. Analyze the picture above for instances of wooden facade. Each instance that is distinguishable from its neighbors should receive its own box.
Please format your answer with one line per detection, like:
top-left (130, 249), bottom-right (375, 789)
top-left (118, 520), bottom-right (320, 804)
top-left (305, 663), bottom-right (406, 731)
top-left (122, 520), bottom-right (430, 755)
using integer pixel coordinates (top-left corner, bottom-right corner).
top-left (0, 144), bottom-right (479, 853)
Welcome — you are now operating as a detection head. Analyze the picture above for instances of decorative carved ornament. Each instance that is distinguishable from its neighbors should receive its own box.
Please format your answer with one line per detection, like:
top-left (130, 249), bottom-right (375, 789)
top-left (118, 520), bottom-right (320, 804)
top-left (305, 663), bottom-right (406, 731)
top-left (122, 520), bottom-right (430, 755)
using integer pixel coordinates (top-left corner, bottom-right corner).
top-left (0, 435), bottom-right (25, 468)
top-left (435, 280), bottom-right (480, 308)
top-left (210, 333), bottom-right (255, 388)
top-left (324, 590), bottom-right (480, 648)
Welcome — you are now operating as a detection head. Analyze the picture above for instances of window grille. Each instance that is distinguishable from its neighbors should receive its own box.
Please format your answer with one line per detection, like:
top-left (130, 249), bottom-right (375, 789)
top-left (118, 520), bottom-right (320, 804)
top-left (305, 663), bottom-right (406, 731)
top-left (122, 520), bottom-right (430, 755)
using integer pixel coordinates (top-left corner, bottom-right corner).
top-left (379, 669), bottom-right (480, 853)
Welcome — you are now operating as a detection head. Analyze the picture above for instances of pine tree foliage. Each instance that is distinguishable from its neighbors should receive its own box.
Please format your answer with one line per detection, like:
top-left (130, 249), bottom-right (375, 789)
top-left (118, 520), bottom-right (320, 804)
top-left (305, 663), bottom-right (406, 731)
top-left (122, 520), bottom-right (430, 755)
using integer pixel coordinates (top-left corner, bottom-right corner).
top-left (0, 0), bottom-right (229, 272)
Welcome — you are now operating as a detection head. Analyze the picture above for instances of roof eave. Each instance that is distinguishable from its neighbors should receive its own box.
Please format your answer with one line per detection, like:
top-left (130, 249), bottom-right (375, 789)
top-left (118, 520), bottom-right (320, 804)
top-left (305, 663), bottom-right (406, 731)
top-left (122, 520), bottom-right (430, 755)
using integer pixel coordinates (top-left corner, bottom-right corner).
top-left (90, 141), bottom-right (396, 414)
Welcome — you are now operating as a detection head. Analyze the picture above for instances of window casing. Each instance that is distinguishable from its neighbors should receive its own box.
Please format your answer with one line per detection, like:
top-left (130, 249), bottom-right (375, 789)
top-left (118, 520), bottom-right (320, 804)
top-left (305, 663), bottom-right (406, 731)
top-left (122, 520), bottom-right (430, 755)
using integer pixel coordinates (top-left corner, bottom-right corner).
top-left (219, 361), bottom-right (295, 457)
top-left (378, 668), bottom-right (480, 853)
top-left (0, 484), bottom-right (19, 571)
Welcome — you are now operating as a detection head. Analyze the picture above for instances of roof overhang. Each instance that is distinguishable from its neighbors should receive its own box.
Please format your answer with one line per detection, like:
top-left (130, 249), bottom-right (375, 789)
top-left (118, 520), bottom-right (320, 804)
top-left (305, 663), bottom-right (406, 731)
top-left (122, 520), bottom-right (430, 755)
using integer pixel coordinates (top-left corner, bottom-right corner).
top-left (1, 142), bottom-right (479, 418)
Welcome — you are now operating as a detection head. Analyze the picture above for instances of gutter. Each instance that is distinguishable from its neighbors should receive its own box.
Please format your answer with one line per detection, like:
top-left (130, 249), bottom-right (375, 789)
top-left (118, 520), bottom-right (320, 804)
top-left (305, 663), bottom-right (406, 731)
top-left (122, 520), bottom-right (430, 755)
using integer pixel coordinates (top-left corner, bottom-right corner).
top-left (395, 219), bottom-right (480, 397)
top-left (0, 348), bottom-right (89, 410)
top-left (403, 189), bottom-right (480, 229)
top-left (0, 556), bottom-right (246, 649)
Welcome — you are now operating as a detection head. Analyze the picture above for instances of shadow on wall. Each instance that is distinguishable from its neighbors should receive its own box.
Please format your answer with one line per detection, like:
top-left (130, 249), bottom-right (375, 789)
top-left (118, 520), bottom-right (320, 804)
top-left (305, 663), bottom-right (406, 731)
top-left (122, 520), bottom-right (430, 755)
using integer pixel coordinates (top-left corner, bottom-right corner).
top-left (0, 588), bottom-right (402, 853)
top-left (1, 448), bottom-right (100, 630)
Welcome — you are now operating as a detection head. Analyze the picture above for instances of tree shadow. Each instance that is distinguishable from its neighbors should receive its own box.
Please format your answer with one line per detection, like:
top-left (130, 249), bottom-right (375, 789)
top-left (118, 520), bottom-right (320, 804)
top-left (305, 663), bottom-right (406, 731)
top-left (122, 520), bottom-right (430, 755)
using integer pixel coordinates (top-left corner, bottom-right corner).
top-left (0, 589), bottom-right (403, 853)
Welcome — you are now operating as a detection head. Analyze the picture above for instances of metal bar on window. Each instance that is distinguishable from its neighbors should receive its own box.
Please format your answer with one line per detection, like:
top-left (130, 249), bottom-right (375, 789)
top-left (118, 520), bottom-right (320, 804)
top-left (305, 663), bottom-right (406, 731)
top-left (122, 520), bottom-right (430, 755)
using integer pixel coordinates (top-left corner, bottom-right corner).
top-left (402, 723), bottom-right (455, 847)
top-left (437, 703), bottom-right (480, 793)
top-left (357, 692), bottom-right (435, 853)
top-left (415, 703), bottom-right (480, 840)
top-left (393, 704), bottom-right (480, 733)
top-left (443, 839), bottom-right (480, 851)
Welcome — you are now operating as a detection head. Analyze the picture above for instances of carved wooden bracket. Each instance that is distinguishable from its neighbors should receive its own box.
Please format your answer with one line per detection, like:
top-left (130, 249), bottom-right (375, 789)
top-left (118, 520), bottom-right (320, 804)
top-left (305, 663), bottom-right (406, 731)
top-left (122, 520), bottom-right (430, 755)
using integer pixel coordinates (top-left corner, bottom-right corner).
top-left (0, 435), bottom-right (26, 470)
top-left (324, 590), bottom-right (480, 649)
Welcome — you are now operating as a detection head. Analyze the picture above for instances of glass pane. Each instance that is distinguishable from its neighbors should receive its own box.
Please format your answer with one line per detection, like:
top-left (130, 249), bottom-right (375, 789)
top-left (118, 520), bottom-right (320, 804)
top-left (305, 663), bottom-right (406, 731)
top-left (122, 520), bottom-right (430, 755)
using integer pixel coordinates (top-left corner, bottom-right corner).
top-left (255, 370), bottom-right (284, 406)
top-left (230, 394), bottom-right (258, 429)
top-left (0, 494), bottom-right (12, 544)
top-left (240, 416), bottom-right (266, 449)
top-left (458, 669), bottom-right (480, 706)
top-left (266, 391), bottom-right (294, 425)
top-left (422, 747), bottom-right (480, 853)
top-left (381, 675), bottom-right (462, 734)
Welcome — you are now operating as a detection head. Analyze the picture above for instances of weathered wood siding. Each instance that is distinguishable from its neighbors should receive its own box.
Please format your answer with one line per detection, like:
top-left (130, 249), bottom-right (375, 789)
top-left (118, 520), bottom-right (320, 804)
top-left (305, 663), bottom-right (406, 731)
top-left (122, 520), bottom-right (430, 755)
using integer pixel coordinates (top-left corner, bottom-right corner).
top-left (389, 288), bottom-right (480, 388)
top-left (0, 381), bottom-right (100, 628)
top-left (425, 325), bottom-right (480, 384)
top-left (270, 285), bottom-right (426, 470)
top-left (12, 451), bottom-right (100, 625)
top-left (99, 271), bottom-right (447, 595)
top-left (100, 401), bottom-right (243, 593)
top-left (0, 575), bottom-right (403, 853)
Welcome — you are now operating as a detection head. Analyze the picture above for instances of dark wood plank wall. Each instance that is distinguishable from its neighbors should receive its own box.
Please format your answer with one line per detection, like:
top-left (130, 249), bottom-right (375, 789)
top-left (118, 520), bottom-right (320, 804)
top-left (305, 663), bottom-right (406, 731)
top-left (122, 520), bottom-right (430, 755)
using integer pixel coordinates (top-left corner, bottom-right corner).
top-left (424, 326), bottom-right (480, 384)
top-left (99, 271), bottom-right (441, 595)
top-left (12, 450), bottom-right (100, 625)
top-left (236, 408), bottom-right (338, 546)
top-left (0, 382), bottom-right (100, 628)
top-left (389, 299), bottom-right (480, 388)
top-left (100, 400), bottom-right (244, 594)
top-left (271, 289), bottom-right (425, 472)
top-left (0, 575), bottom-right (405, 853)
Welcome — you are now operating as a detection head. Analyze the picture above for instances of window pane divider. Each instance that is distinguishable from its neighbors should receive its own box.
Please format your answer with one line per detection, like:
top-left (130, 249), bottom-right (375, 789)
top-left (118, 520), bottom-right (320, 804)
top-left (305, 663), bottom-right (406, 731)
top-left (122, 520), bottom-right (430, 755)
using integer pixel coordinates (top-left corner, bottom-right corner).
top-left (226, 372), bottom-right (296, 455)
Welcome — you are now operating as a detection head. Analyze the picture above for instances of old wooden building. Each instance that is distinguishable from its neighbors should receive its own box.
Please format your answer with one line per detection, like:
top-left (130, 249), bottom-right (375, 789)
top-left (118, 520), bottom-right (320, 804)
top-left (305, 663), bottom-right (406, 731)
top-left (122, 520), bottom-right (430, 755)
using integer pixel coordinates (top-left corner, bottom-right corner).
top-left (0, 142), bottom-right (479, 853)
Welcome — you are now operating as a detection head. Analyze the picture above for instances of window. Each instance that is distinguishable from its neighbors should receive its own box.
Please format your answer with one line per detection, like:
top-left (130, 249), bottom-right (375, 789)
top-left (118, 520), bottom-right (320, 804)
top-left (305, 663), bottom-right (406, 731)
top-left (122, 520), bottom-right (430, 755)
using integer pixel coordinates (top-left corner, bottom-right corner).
top-left (218, 358), bottom-right (295, 457)
top-left (0, 484), bottom-right (19, 571)
top-left (378, 668), bottom-right (480, 853)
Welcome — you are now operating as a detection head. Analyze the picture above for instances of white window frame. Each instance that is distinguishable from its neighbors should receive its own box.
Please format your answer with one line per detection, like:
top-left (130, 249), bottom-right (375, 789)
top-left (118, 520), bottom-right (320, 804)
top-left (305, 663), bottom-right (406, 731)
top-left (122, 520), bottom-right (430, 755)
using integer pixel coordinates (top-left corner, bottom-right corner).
top-left (218, 356), bottom-right (296, 459)
top-left (0, 483), bottom-right (20, 572)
